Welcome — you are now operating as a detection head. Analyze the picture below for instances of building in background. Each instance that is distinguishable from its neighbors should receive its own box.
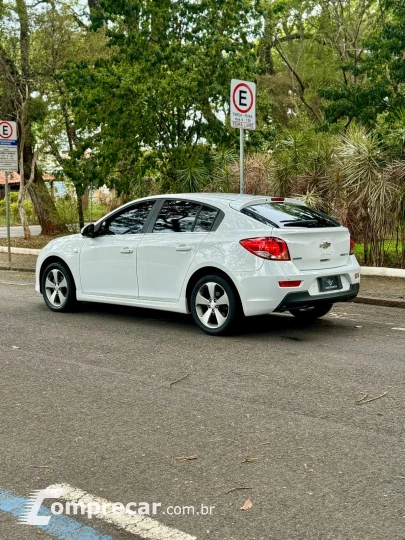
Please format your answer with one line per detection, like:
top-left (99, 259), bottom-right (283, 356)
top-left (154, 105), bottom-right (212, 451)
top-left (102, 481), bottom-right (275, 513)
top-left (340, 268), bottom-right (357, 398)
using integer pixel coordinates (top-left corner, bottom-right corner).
top-left (0, 172), bottom-right (57, 200)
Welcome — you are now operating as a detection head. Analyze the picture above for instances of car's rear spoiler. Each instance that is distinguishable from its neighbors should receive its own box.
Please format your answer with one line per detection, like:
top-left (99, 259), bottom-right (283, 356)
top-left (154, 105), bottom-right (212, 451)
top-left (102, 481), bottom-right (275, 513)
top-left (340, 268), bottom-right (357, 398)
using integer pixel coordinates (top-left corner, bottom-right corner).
top-left (229, 197), bottom-right (307, 212)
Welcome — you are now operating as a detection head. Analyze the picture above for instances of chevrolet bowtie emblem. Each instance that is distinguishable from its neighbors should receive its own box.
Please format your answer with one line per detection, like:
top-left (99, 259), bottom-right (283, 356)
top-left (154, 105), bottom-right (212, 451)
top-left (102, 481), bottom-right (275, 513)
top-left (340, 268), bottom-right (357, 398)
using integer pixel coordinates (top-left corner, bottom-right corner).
top-left (320, 242), bottom-right (331, 249)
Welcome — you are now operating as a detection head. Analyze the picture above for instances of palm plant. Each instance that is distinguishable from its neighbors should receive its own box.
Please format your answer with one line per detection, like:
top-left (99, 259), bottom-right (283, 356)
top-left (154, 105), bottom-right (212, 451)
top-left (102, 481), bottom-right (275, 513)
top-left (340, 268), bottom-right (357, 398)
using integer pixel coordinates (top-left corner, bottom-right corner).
top-left (176, 155), bottom-right (209, 193)
top-left (208, 147), bottom-right (239, 193)
top-left (337, 126), bottom-right (402, 266)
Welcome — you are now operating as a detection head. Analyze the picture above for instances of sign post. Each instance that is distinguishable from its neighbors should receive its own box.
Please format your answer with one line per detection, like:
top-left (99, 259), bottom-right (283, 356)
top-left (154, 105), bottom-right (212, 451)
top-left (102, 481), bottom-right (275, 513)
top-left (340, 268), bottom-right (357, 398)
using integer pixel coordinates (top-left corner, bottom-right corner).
top-left (4, 172), bottom-right (10, 262)
top-left (230, 80), bottom-right (256, 194)
top-left (239, 128), bottom-right (244, 194)
top-left (0, 121), bottom-right (18, 263)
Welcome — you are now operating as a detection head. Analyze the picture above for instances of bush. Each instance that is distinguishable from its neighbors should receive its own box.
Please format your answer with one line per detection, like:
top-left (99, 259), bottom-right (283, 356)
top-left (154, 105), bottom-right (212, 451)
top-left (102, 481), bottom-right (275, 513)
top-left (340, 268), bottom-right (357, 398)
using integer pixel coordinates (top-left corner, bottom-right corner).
top-left (55, 197), bottom-right (80, 233)
top-left (0, 197), bottom-right (36, 226)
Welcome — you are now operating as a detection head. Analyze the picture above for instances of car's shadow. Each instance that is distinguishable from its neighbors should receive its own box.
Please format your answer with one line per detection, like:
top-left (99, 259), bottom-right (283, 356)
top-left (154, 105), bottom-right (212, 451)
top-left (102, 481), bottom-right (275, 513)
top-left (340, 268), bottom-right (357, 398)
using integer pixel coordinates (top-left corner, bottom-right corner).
top-left (67, 301), bottom-right (339, 338)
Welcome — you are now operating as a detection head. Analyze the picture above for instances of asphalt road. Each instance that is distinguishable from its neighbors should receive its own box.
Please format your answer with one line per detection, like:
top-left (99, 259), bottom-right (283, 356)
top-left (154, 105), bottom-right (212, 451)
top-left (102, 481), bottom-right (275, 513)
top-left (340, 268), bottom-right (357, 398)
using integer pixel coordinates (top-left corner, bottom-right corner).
top-left (0, 225), bottom-right (41, 237)
top-left (1, 270), bottom-right (405, 540)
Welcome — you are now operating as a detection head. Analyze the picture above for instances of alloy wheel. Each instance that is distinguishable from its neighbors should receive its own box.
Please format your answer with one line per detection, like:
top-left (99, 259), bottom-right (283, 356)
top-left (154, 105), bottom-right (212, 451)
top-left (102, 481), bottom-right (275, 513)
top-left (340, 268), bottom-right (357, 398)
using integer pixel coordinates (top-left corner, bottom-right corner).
top-left (195, 281), bottom-right (229, 329)
top-left (45, 268), bottom-right (69, 308)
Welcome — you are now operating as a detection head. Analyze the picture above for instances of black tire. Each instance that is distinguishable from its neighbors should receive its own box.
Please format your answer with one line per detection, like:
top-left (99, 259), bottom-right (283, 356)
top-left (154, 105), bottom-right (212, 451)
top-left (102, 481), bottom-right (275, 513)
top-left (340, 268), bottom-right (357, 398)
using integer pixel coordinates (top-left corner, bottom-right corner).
top-left (289, 303), bottom-right (333, 320)
top-left (190, 274), bottom-right (240, 336)
top-left (41, 261), bottom-right (77, 312)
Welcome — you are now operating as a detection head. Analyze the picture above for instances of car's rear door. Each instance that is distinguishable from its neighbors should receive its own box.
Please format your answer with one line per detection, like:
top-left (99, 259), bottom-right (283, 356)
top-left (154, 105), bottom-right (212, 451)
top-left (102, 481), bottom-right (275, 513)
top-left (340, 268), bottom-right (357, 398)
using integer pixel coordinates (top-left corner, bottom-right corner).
top-left (79, 200), bottom-right (156, 298)
top-left (137, 200), bottom-right (219, 302)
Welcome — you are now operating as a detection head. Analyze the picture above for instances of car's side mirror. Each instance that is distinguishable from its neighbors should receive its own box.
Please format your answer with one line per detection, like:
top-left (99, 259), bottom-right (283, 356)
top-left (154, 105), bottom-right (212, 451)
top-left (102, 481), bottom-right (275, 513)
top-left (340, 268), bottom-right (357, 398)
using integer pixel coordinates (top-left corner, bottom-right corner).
top-left (81, 223), bottom-right (96, 238)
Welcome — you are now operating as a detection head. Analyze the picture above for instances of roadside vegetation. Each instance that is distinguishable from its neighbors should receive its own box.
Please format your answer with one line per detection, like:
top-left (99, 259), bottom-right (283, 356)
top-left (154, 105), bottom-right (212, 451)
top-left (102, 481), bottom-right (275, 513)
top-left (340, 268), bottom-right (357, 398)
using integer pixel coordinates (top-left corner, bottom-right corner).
top-left (1, 1), bottom-right (405, 266)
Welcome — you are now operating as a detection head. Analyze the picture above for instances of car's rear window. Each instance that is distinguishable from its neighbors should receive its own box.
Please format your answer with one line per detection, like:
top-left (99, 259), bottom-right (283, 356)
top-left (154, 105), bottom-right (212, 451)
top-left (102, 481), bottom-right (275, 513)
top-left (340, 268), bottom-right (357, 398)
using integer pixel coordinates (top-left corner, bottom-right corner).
top-left (241, 203), bottom-right (340, 228)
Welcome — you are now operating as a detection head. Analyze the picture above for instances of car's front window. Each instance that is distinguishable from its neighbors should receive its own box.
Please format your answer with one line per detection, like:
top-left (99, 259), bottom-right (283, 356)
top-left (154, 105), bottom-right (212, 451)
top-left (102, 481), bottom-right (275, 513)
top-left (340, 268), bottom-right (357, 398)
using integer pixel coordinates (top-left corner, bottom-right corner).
top-left (104, 200), bottom-right (156, 235)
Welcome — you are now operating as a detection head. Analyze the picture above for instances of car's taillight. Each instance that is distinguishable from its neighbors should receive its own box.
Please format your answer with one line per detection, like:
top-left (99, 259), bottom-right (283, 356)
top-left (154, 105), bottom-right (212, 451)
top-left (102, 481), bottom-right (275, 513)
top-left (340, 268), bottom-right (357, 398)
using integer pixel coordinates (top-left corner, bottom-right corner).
top-left (240, 237), bottom-right (290, 260)
top-left (350, 237), bottom-right (355, 255)
top-left (271, 197), bottom-right (285, 202)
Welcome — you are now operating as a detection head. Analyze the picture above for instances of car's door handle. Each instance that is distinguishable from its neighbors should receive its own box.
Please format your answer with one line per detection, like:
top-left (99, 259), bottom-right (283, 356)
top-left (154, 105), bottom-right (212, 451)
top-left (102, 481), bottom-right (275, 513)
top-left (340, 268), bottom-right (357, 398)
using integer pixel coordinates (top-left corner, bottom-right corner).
top-left (176, 244), bottom-right (192, 252)
top-left (120, 247), bottom-right (133, 254)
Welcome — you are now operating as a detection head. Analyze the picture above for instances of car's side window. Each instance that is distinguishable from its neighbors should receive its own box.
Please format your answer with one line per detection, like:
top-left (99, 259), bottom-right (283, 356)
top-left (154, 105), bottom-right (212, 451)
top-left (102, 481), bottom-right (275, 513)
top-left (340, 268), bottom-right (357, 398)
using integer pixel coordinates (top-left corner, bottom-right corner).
top-left (194, 206), bottom-right (219, 232)
top-left (153, 200), bottom-right (201, 233)
top-left (104, 200), bottom-right (156, 235)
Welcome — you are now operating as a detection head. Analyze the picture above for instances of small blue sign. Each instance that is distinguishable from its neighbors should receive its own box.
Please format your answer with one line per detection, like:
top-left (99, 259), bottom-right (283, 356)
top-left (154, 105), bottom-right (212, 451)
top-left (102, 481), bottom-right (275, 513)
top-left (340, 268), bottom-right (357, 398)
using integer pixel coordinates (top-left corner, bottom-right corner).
top-left (0, 140), bottom-right (17, 146)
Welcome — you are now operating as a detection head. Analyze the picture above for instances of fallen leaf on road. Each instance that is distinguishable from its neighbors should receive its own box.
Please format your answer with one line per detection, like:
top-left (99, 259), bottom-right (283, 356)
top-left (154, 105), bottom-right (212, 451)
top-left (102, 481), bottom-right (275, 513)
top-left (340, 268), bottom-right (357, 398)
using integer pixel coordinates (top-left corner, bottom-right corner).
top-left (176, 455), bottom-right (198, 462)
top-left (240, 497), bottom-right (253, 511)
top-left (12, 345), bottom-right (20, 350)
top-left (242, 457), bottom-right (258, 463)
top-left (169, 373), bottom-right (189, 389)
top-left (356, 392), bottom-right (387, 405)
top-left (354, 326), bottom-right (363, 328)
top-left (225, 486), bottom-right (251, 494)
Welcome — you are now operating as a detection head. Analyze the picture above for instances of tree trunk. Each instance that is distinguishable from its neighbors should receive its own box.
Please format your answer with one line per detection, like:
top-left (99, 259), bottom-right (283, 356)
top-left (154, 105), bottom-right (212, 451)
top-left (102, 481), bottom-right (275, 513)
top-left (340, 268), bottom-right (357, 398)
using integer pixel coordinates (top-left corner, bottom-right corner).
top-left (17, 189), bottom-right (31, 239)
top-left (24, 145), bottom-right (66, 235)
top-left (17, 134), bottom-right (32, 239)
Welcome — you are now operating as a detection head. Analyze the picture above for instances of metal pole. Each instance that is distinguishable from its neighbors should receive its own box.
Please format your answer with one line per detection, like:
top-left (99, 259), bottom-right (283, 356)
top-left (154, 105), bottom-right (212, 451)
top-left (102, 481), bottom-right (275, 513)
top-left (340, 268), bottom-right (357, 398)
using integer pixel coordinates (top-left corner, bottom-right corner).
top-left (89, 184), bottom-right (93, 223)
top-left (240, 128), bottom-right (244, 194)
top-left (4, 171), bottom-right (11, 262)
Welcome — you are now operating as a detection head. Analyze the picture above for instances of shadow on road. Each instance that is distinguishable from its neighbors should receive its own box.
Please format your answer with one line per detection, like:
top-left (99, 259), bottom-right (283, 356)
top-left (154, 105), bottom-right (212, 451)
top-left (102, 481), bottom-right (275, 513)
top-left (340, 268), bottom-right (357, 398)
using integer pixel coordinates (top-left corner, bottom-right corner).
top-left (44, 300), bottom-right (340, 339)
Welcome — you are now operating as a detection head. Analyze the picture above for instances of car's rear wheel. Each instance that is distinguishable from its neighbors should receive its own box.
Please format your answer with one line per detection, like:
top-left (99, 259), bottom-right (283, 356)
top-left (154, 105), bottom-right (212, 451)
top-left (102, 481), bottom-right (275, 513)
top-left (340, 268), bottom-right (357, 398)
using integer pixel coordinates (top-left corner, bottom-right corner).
top-left (41, 262), bottom-right (77, 312)
top-left (190, 274), bottom-right (240, 336)
top-left (289, 303), bottom-right (333, 320)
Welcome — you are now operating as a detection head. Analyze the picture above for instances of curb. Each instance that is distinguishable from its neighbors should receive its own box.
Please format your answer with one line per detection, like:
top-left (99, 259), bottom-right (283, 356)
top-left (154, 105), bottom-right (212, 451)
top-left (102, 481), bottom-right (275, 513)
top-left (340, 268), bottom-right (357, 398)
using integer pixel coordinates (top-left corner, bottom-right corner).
top-left (360, 266), bottom-right (405, 278)
top-left (354, 296), bottom-right (405, 309)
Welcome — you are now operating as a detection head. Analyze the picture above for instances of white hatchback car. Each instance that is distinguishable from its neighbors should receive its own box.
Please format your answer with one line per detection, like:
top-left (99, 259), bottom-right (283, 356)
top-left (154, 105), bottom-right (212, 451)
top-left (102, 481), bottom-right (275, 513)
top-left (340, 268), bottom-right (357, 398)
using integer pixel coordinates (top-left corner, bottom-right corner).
top-left (36, 193), bottom-right (360, 335)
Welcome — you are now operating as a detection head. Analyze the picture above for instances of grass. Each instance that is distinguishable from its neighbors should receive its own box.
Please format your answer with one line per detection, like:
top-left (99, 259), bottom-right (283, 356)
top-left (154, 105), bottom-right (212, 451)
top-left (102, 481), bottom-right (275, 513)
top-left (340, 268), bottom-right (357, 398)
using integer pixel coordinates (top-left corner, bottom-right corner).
top-left (354, 240), bottom-right (404, 268)
top-left (0, 218), bottom-right (38, 227)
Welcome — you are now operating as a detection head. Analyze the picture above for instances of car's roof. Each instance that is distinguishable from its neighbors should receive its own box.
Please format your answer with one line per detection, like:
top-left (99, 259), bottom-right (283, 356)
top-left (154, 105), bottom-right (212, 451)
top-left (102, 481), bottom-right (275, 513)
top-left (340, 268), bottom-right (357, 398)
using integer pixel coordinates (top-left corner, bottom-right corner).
top-left (104, 193), bottom-right (305, 222)
top-left (144, 193), bottom-right (305, 210)
top-left (149, 193), bottom-right (265, 203)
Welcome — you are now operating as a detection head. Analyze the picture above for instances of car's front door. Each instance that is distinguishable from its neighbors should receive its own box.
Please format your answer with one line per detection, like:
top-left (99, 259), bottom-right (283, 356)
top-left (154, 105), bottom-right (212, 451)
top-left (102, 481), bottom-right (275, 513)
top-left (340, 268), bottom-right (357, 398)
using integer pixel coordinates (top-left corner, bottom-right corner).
top-left (137, 200), bottom-right (218, 302)
top-left (79, 200), bottom-right (156, 298)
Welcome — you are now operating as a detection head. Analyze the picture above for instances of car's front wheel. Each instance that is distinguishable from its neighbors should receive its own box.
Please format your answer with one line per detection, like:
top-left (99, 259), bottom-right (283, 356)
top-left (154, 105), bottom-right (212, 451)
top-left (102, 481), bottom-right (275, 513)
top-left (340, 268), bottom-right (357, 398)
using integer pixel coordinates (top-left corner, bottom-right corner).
top-left (190, 274), bottom-right (240, 336)
top-left (41, 262), bottom-right (77, 312)
top-left (289, 303), bottom-right (333, 320)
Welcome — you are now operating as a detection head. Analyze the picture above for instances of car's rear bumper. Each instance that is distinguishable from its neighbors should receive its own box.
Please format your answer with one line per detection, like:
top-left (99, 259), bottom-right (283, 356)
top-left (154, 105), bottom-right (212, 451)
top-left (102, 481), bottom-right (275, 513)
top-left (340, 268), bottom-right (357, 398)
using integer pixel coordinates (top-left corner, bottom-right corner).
top-left (274, 283), bottom-right (360, 312)
top-left (233, 255), bottom-right (361, 316)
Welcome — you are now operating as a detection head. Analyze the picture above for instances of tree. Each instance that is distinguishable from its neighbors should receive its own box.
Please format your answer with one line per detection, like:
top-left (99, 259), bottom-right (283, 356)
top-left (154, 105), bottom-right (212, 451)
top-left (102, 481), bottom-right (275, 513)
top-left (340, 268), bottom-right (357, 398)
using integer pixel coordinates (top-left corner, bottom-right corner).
top-left (62, 0), bottom-right (265, 192)
top-left (0, 0), bottom-right (66, 237)
top-left (33, 2), bottom-right (110, 228)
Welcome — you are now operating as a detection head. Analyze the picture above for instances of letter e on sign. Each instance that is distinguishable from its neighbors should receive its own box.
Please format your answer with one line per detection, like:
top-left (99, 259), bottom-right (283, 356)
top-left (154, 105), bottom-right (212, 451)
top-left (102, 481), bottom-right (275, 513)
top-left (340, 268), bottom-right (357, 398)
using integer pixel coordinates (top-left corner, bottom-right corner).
top-left (0, 121), bottom-right (17, 141)
top-left (230, 80), bottom-right (256, 130)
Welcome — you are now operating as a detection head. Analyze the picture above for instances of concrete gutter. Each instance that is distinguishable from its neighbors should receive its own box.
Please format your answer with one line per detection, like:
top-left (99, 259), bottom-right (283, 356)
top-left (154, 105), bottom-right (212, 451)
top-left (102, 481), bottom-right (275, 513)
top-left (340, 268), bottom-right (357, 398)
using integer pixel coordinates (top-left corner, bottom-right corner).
top-left (0, 246), bottom-right (41, 256)
top-left (0, 265), bottom-right (35, 273)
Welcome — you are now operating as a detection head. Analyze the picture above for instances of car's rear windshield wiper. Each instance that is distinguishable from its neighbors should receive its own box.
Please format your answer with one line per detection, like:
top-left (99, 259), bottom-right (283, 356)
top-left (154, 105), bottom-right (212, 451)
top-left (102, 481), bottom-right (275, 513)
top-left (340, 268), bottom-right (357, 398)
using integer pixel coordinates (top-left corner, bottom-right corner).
top-left (281, 219), bottom-right (319, 227)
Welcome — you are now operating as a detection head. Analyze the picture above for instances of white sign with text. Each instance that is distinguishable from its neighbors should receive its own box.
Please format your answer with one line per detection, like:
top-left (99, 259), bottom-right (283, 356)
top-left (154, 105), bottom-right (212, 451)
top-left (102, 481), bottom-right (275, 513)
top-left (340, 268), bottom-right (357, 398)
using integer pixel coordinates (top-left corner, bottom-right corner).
top-left (230, 79), bottom-right (256, 130)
